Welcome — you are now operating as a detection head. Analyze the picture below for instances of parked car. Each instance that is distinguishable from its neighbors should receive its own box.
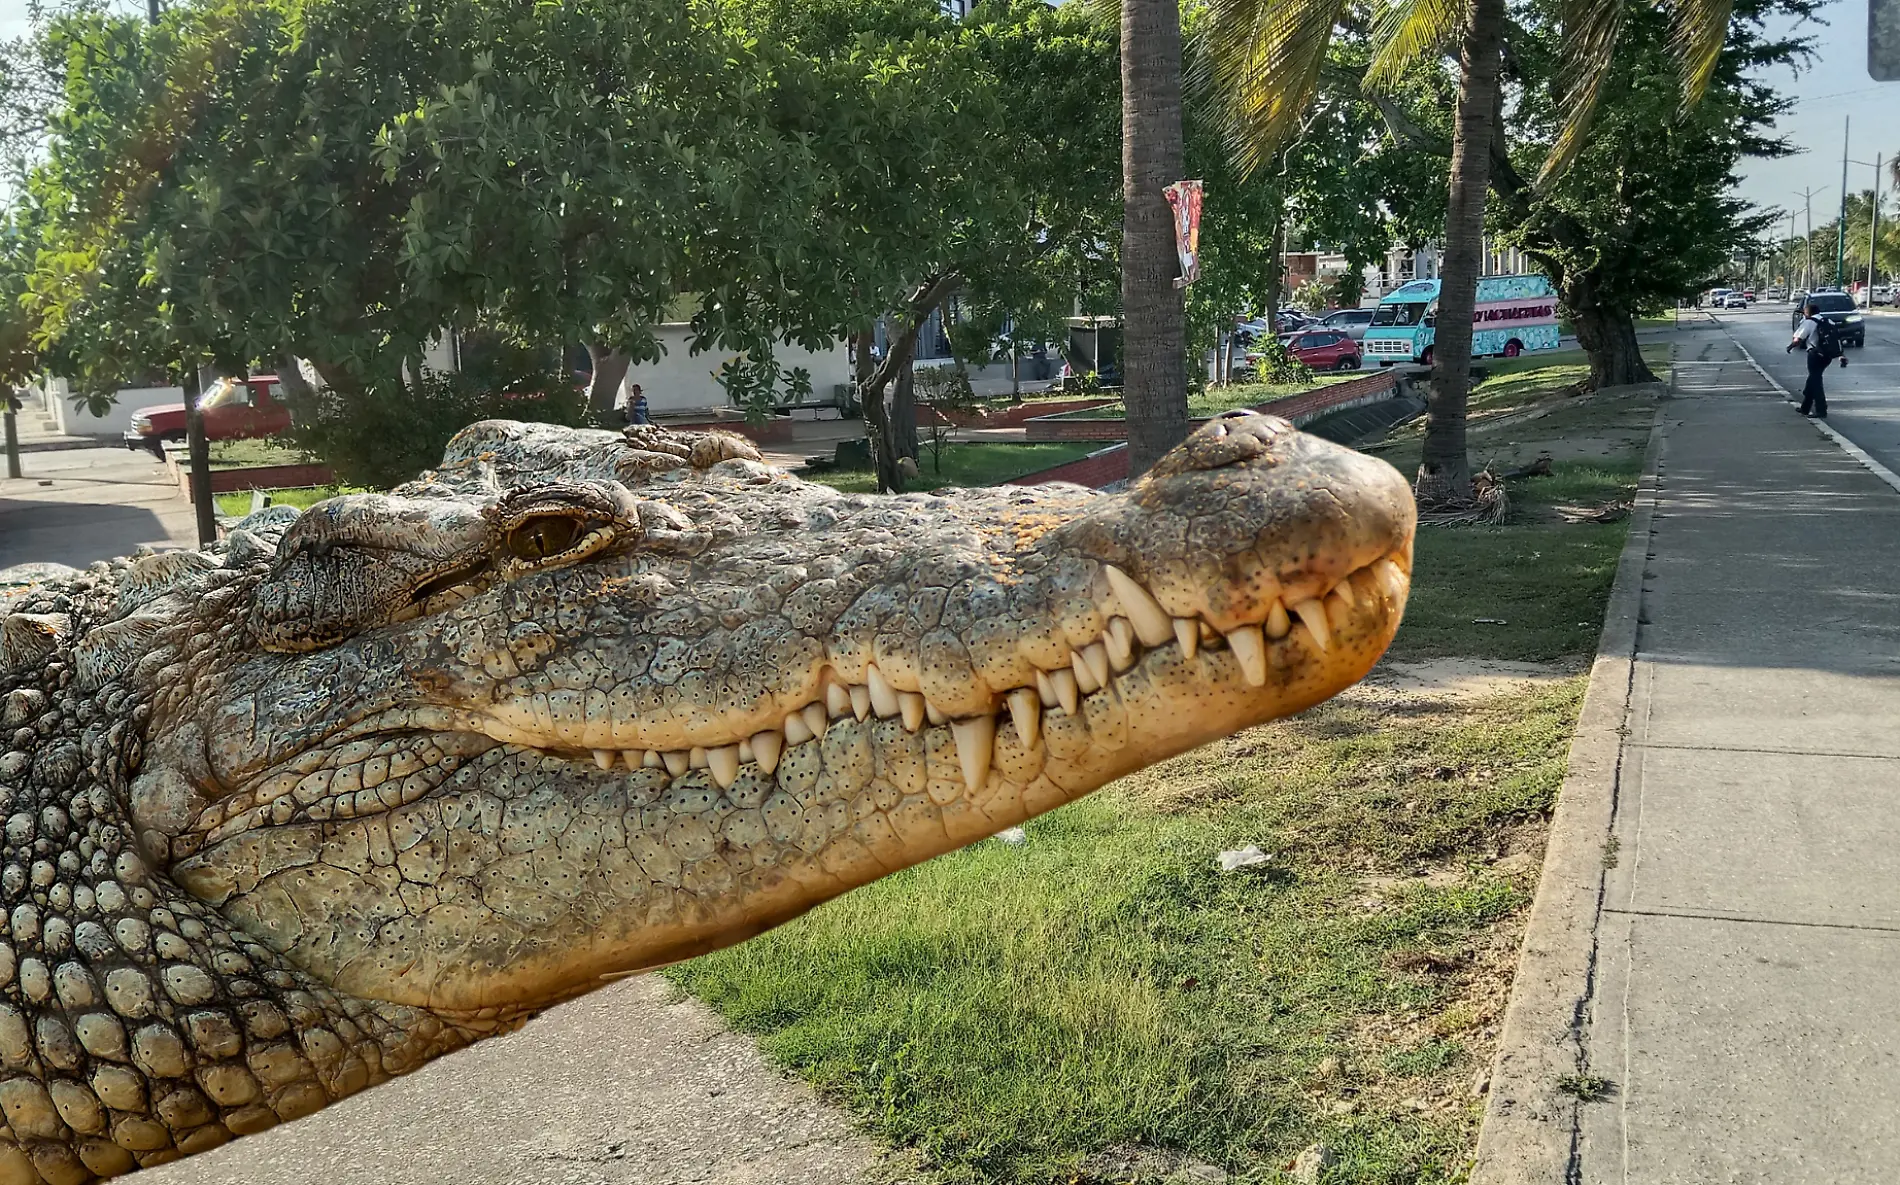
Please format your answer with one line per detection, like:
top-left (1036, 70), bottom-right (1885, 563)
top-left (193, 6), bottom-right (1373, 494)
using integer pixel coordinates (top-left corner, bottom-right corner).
top-left (1789, 289), bottom-right (1809, 308)
top-left (1872, 286), bottom-right (1896, 306)
top-left (1742, 289), bottom-right (1756, 303)
top-left (1319, 307), bottom-right (1377, 340)
top-left (123, 375), bottom-right (290, 458)
top-left (1276, 328), bottom-right (1362, 372)
top-left (1790, 291), bottom-right (1865, 347)
top-left (1233, 311), bottom-right (1314, 344)
top-left (1722, 292), bottom-right (1748, 309)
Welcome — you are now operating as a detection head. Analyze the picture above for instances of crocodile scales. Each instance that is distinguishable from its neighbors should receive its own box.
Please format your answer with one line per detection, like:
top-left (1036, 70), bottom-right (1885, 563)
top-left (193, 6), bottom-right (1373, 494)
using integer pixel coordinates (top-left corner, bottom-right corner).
top-left (0, 413), bottom-right (1413, 1180)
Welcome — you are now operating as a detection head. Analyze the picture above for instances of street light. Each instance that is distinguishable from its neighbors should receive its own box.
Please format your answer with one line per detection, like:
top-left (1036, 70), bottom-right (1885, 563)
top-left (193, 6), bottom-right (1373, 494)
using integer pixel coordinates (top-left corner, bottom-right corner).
top-left (1793, 186), bottom-right (1830, 291)
top-left (1845, 154), bottom-right (1885, 301)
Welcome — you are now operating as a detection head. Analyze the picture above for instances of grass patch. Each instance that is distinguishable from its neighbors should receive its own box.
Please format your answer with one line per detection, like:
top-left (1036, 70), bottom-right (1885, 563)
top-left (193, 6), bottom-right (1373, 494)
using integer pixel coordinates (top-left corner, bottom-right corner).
top-left (1390, 459), bottom-right (1640, 663)
top-left (212, 484), bottom-right (364, 517)
top-left (1052, 376), bottom-right (1361, 421)
top-left (811, 443), bottom-right (1098, 494)
top-left (671, 679), bottom-right (1583, 1183)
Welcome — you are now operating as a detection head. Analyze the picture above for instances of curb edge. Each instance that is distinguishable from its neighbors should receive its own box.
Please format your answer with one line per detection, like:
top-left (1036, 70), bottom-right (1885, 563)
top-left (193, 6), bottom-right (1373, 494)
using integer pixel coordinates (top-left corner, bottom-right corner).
top-left (1468, 399), bottom-right (1664, 1184)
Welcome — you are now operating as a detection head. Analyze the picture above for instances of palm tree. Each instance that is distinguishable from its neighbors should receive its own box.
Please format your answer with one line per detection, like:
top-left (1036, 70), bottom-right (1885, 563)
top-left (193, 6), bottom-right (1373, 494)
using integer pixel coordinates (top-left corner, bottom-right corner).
top-left (1122, 0), bottom-right (1193, 476)
top-left (1198, 0), bottom-right (1734, 504)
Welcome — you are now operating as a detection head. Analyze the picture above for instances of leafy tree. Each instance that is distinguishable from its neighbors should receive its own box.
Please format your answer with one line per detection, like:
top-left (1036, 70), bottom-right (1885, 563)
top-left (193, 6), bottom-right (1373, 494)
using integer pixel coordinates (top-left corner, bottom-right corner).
top-left (1196, 0), bottom-right (1737, 505)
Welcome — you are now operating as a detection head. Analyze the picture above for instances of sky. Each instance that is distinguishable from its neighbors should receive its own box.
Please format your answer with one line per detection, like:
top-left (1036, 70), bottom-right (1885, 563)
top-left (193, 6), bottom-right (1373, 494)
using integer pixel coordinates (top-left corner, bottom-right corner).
top-left (3, 0), bottom-right (1897, 226)
top-left (1737, 0), bottom-right (1900, 233)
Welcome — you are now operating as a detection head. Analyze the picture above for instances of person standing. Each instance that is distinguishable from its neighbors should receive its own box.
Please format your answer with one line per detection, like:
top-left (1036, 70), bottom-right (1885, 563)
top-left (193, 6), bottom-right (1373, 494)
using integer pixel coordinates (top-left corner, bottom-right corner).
top-left (1786, 302), bottom-right (1843, 418)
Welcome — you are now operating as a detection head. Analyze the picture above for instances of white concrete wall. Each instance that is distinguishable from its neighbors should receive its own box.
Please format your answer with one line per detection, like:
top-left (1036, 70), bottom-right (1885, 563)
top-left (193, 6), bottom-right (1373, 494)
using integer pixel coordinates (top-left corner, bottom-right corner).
top-left (41, 377), bottom-right (185, 438)
top-left (618, 326), bottom-right (852, 415)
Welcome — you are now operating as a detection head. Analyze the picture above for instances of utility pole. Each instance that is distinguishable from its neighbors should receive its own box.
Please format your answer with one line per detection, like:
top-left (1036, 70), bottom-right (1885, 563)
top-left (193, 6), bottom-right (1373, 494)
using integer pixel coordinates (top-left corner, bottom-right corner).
top-left (1836, 116), bottom-right (1850, 287)
top-left (1793, 186), bottom-right (1829, 291)
top-left (1874, 154), bottom-right (1885, 295)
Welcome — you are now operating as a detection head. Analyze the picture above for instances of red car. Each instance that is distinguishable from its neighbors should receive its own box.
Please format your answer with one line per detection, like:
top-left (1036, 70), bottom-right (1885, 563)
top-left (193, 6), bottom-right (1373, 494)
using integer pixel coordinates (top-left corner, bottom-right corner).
top-left (1282, 328), bottom-right (1362, 371)
top-left (124, 375), bottom-right (291, 458)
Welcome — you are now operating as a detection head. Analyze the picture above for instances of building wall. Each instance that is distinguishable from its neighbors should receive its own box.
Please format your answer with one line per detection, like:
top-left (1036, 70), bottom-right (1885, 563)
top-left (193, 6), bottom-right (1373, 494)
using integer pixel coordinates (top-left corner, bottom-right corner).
top-left (39, 377), bottom-right (185, 439)
top-left (618, 326), bottom-right (853, 415)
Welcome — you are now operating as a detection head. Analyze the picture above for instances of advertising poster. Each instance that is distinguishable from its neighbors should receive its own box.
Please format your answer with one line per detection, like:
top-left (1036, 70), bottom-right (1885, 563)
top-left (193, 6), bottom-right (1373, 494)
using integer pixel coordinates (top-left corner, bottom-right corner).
top-left (1163, 180), bottom-right (1203, 288)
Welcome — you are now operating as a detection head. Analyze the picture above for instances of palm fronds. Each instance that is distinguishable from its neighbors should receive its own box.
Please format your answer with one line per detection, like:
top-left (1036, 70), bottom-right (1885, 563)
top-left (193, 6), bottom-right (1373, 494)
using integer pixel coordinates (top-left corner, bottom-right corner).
top-left (1197, 0), bottom-right (1352, 175)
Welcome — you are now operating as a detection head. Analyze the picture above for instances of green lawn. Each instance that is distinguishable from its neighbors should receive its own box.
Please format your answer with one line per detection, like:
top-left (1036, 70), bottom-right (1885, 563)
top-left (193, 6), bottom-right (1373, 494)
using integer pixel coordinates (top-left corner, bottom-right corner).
top-left (672, 677), bottom-right (1585, 1184)
top-left (812, 443), bottom-right (1098, 494)
top-left (205, 438), bottom-right (311, 468)
top-left (214, 484), bottom-right (364, 517)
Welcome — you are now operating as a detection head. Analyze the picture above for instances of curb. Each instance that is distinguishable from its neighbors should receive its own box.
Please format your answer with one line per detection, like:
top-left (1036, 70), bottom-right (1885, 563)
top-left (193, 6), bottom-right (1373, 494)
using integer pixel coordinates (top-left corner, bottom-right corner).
top-left (1468, 403), bottom-right (1665, 1183)
top-left (1718, 333), bottom-right (1900, 498)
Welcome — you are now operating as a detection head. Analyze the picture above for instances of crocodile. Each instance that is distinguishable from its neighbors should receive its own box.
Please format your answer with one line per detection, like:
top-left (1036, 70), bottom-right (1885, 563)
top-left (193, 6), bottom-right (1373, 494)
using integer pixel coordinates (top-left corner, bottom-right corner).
top-left (0, 412), bottom-right (1412, 1181)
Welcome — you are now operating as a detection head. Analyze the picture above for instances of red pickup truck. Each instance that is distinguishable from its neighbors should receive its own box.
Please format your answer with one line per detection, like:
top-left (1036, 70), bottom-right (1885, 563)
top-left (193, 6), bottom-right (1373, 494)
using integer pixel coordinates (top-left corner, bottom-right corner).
top-left (123, 375), bottom-right (291, 458)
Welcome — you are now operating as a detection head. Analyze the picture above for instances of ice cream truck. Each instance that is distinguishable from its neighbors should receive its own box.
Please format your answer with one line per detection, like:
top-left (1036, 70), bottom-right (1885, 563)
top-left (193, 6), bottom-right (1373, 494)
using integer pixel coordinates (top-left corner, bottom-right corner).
top-left (1361, 274), bottom-right (1562, 366)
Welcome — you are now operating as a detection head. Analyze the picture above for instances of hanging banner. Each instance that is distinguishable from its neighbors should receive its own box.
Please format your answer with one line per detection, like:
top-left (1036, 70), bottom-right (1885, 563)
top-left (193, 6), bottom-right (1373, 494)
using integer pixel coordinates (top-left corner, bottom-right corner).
top-left (1163, 179), bottom-right (1204, 288)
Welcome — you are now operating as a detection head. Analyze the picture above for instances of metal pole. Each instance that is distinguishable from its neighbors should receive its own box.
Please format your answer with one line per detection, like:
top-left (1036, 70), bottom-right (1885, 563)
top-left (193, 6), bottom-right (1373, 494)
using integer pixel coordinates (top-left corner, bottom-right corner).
top-left (182, 368), bottom-right (217, 545)
top-left (3, 391), bottom-right (21, 480)
top-left (1872, 154), bottom-right (1883, 297)
top-left (1837, 116), bottom-right (1850, 286)
top-left (1806, 190), bottom-right (1813, 289)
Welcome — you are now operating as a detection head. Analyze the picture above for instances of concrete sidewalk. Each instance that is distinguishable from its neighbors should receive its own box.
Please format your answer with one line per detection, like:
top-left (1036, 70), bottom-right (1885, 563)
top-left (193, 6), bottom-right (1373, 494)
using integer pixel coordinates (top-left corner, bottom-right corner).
top-left (1477, 323), bottom-right (1900, 1182)
top-left (0, 446), bottom-right (200, 569)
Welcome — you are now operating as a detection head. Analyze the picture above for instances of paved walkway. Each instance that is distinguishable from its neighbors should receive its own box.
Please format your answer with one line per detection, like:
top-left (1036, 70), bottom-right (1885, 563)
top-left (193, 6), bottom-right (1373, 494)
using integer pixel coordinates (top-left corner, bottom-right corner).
top-left (0, 445), bottom-right (202, 569)
top-left (1479, 321), bottom-right (1900, 1182)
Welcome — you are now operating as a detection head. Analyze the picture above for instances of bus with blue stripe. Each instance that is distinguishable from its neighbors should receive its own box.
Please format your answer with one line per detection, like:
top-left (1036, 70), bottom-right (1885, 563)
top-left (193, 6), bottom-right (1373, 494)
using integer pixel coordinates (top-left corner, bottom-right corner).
top-left (1361, 275), bottom-right (1562, 366)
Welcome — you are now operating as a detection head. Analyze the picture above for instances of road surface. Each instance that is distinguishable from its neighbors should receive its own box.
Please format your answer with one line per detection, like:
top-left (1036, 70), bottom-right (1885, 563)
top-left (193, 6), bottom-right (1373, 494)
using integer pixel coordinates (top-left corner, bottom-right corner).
top-left (1710, 302), bottom-right (1900, 477)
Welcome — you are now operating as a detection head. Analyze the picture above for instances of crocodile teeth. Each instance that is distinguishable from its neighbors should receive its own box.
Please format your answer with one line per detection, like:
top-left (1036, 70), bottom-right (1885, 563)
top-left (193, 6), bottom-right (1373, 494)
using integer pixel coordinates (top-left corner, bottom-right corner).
top-left (802, 702), bottom-right (830, 740)
top-left (751, 730), bottom-right (783, 774)
top-left (826, 682), bottom-right (852, 718)
top-left (849, 684), bottom-right (871, 721)
top-left (1105, 565), bottom-right (1174, 647)
top-left (1292, 599), bottom-right (1331, 651)
top-left (1373, 557), bottom-right (1406, 602)
top-left (1080, 641), bottom-right (1110, 689)
top-left (1071, 649), bottom-right (1101, 694)
top-left (1051, 668), bottom-right (1079, 715)
top-left (1330, 578), bottom-right (1355, 609)
top-left (593, 750), bottom-right (615, 771)
top-left (1227, 624), bottom-right (1268, 686)
top-left (738, 738), bottom-right (754, 762)
top-left (1103, 618), bottom-right (1135, 670)
top-left (689, 746), bottom-right (709, 770)
top-left (899, 691), bottom-right (926, 731)
top-left (1036, 669), bottom-right (1059, 708)
top-left (643, 750), bottom-right (663, 769)
top-left (707, 745), bottom-right (740, 790)
top-left (784, 711), bottom-right (815, 745)
top-left (867, 666), bottom-right (900, 718)
top-left (951, 715), bottom-right (995, 792)
top-left (662, 750), bottom-right (689, 777)
top-left (1174, 617), bottom-right (1199, 659)
top-left (1266, 600), bottom-right (1291, 639)
top-left (925, 699), bottom-right (948, 726)
top-left (622, 750), bottom-right (645, 770)
top-left (1007, 688), bottom-right (1041, 748)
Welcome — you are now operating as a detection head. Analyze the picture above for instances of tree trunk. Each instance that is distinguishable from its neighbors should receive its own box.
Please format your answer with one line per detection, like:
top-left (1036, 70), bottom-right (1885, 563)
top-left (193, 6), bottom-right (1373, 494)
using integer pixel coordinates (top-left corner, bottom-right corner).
top-left (1568, 289), bottom-right (1657, 389)
top-left (1120, 0), bottom-right (1190, 475)
top-left (182, 367), bottom-right (217, 545)
top-left (859, 274), bottom-right (961, 492)
top-left (1415, 0), bottom-right (1506, 509)
top-left (585, 344), bottom-right (632, 425)
top-left (892, 358), bottom-right (918, 465)
top-left (3, 388), bottom-right (21, 480)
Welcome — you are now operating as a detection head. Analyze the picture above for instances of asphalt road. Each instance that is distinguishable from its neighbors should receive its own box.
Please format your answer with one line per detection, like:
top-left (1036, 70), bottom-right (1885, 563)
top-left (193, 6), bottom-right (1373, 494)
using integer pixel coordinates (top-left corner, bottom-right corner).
top-left (1709, 303), bottom-right (1900, 477)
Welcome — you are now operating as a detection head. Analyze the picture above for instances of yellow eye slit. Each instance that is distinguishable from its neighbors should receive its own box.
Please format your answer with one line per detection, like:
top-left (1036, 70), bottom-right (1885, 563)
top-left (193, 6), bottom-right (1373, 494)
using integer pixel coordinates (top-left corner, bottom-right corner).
top-left (505, 516), bottom-right (583, 561)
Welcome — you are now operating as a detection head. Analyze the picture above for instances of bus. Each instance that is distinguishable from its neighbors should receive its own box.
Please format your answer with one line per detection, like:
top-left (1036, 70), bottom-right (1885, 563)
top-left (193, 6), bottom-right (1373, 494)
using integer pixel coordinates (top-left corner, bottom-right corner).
top-left (1361, 274), bottom-right (1561, 366)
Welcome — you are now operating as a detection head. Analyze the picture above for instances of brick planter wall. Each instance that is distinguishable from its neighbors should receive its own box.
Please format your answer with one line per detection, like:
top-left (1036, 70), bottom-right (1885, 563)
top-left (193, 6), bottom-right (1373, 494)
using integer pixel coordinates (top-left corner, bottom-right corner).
top-left (918, 398), bottom-right (1118, 429)
top-left (666, 417), bottom-right (796, 445)
top-left (1022, 371), bottom-right (1401, 442)
top-left (178, 463), bottom-right (336, 502)
top-left (1004, 446), bottom-right (1129, 489)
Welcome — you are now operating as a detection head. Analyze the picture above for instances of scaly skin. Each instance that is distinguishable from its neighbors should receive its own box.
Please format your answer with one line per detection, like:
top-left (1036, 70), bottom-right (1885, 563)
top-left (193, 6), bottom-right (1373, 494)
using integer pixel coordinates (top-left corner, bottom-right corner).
top-left (0, 412), bottom-right (1412, 1180)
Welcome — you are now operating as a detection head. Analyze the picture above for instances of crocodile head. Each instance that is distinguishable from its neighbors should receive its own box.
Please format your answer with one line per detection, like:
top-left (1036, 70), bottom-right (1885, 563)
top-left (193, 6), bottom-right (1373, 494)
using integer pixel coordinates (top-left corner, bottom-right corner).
top-left (0, 415), bottom-right (1410, 1175)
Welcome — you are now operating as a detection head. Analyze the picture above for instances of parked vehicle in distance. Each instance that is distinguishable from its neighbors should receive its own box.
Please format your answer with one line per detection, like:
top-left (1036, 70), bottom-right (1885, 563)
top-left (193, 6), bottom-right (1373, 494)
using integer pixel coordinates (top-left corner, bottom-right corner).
top-left (1790, 291), bottom-right (1865, 347)
top-left (1704, 288), bottom-right (1733, 307)
top-left (1319, 307), bottom-right (1377, 340)
top-left (1789, 289), bottom-right (1809, 308)
top-left (1742, 289), bottom-right (1756, 303)
top-left (1872, 286), bottom-right (1895, 306)
top-left (1362, 274), bottom-right (1560, 366)
top-left (1285, 329), bottom-right (1362, 371)
top-left (1722, 292), bottom-right (1748, 309)
top-left (124, 375), bottom-right (289, 458)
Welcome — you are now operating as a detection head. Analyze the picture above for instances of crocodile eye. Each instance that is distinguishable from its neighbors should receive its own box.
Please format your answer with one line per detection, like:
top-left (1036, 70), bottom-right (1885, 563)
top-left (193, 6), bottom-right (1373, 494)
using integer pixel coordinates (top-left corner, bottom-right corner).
top-left (505, 516), bottom-right (583, 561)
